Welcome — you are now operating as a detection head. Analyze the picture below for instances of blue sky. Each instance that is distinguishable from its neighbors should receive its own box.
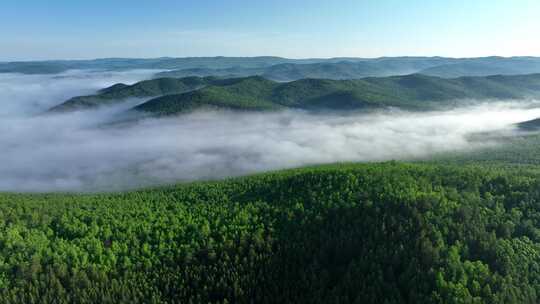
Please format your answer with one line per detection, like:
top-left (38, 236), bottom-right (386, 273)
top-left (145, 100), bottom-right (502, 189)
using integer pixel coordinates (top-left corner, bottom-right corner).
top-left (1, 0), bottom-right (539, 60)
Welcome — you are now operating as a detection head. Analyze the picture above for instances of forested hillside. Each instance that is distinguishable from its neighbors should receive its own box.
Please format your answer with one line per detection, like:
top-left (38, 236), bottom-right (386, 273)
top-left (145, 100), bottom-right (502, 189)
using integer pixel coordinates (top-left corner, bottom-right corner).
top-left (1, 162), bottom-right (540, 303)
top-left (134, 73), bottom-right (540, 115)
top-left (156, 57), bottom-right (540, 81)
top-left (154, 58), bottom-right (454, 81)
top-left (431, 132), bottom-right (540, 166)
top-left (49, 77), bottom-right (217, 112)
top-left (50, 73), bottom-right (540, 114)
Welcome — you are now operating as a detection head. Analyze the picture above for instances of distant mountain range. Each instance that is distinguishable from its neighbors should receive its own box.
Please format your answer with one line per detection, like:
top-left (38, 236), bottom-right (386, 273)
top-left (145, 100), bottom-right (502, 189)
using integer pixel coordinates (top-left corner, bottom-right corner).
top-left (156, 57), bottom-right (540, 81)
top-left (4, 56), bottom-right (540, 79)
top-left (154, 57), bottom-right (458, 81)
top-left (0, 57), bottom-right (312, 74)
top-left (50, 73), bottom-right (540, 116)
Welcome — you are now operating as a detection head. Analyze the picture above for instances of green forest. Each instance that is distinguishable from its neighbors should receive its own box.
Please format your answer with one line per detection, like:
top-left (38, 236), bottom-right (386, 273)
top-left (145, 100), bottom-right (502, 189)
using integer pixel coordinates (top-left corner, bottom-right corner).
top-left (50, 73), bottom-right (540, 115)
top-left (2, 162), bottom-right (540, 303)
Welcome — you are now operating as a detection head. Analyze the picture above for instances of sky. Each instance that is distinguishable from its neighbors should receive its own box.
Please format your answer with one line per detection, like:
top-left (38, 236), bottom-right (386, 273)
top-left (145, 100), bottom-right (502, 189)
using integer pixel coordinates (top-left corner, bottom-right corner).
top-left (1, 0), bottom-right (539, 60)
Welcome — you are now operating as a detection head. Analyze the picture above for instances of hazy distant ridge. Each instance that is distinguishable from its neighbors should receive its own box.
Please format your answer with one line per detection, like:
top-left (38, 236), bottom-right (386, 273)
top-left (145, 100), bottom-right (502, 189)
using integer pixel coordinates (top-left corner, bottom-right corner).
top-left (5, 56), bottom-right (540, 79)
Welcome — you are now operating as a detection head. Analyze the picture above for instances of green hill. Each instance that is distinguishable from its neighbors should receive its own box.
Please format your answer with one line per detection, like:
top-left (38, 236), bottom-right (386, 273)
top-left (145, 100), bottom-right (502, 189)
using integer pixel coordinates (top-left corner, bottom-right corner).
top-left (133, 74), bottom-right (540, 115)
top-left (155, 60), bottom-right (431, 81)
top-left (49, 77), bottom-right (216, 112)
top-left (155, 57), bottom-right (540, 81)
top-left (154, 58), bottom-right (470, 81)
top-left (1, 162), bottom-right (540, 303)
top-left (133, 76), bottom-right (283, 114)
top-left (154, 66), bottom-right (259, 79)
top-left (49, 73), bottom-right (540, 114)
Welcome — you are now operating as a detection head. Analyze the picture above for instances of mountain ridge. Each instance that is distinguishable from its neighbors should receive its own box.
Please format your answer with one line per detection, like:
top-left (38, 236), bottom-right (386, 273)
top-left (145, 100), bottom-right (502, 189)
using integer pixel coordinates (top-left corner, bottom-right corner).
top-left (50, 73), bottom-right (540, 115)
top-left (49, 77), bottom-right (217, 112)
top-left (5, 56), bottom-right (540, 78)
top-left (133, 73), bottom-right (540, 115)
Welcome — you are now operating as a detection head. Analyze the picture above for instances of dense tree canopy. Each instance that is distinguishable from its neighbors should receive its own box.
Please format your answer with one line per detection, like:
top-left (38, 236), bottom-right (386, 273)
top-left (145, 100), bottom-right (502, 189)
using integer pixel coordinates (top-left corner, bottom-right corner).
top-left (1, 162), bottom-right (540, 303)
top-left (49, 73), bottom-right (540, 114)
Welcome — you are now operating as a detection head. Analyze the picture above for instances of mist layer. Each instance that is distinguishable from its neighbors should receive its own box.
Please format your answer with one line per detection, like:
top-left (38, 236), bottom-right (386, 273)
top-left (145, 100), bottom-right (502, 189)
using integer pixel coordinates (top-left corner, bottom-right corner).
top-left (1, 70), bottom-right (540, 192)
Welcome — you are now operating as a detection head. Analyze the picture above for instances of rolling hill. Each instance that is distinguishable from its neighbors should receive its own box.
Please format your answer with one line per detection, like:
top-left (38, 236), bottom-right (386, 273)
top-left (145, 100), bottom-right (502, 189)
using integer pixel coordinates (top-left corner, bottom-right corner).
top-left (154, 58), bottom-right (458, 81)
top-left (133, 73), bottom-right (540, 115)
top-left (49, 73), bottom-right (540, 115)
top-left (154, 57), bottom-right (540, 80)
top-left (49, 77), bottom-right (218, 112)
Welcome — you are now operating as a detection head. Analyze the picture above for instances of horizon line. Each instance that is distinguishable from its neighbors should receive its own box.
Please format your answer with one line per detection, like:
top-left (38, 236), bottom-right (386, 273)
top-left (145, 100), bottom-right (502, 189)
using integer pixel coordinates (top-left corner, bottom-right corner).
top-left (2, 55), bottom-right (540, 63)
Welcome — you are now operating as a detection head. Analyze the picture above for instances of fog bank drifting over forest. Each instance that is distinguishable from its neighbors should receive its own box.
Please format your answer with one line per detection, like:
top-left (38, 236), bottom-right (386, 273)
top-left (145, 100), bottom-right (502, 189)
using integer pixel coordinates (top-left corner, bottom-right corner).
top-left (2, 70), bottom-right (540, 192)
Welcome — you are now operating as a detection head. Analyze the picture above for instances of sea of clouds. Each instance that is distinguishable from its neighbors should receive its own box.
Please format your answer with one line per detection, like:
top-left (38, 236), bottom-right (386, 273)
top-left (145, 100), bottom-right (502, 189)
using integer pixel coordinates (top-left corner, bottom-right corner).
top-left (1, 70), bottom-right (540, 192)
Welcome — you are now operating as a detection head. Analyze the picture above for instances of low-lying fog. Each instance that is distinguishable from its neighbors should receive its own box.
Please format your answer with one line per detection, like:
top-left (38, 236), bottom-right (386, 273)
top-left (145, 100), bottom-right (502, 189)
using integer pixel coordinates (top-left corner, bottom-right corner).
top-left (2, 70), bottom-right (540, 192)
